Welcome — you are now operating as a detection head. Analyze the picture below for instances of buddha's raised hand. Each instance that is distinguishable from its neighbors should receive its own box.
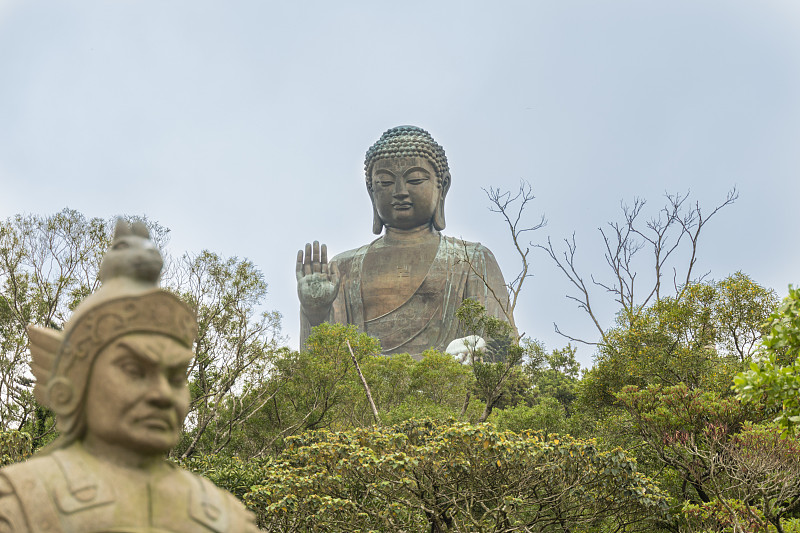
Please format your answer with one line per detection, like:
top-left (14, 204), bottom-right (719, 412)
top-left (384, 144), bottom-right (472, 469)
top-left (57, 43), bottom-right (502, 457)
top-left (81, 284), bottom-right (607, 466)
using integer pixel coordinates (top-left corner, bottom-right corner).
top-left (296, 241), bottom-right (340, 326)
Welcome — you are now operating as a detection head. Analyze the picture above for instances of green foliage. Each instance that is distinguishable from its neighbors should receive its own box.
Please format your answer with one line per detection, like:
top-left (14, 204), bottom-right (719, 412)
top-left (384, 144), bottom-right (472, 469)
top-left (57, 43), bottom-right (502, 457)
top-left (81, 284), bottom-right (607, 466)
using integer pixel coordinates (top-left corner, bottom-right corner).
top-left (525, 342), bottom-right (581, 414)
top-left (560, 273), bottom-right (790, 532)
top-left (291, 322), bottom-right (382, 430)
top-left (207, 323), bottom-right (381, 458)
top-left (178, 453), bottom-right (273, 502)
top-left (304, 322), bottom-right (382, 361)
top-left (410, 349), bottom-right (474, 406)
top-left (0, 430), bottom-right (32, 466)
top-left (582, 274), bottom-right (776, 411)
top-left (682, 498), bottom-right (773, 533)
top-left (165, 250), bottom-right (284, 459)
top-left (357, 351), bottom-right (416, 415)
top-left (245, 419), bottom-right (667, 532)
top-left (25, 405), bottom-right (57, 451)
top-left (734, 285), bottom-right (800, 437)
top-left (490, 396), bottom-right (567, 435)
top-left (617, 384), bottom-right (800, 530)
top-left (0, 210), bottom-right (112, 435)
top-left (286, 323), bottom-right (381, 432)
top-left (721, 423), bottom-right (800, 529)
top-left (217, 329), bottom-right (479, 459)
top-left (455, 297), bottom-right (516, 350)
top-left (714, 272), bottom-right (780, 362)
top-left (366, 349), bottom-right (478, 424)
top-left (616, 383), bottom-right (752, 504)
top-left (457, 298), bottom-right (525, 422)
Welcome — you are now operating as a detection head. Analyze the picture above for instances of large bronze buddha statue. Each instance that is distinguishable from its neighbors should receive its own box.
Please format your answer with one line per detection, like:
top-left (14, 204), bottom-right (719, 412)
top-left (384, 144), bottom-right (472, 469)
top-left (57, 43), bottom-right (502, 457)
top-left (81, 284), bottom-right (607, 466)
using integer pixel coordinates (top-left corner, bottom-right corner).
top-left (296, 126), bottom-right (514, 357)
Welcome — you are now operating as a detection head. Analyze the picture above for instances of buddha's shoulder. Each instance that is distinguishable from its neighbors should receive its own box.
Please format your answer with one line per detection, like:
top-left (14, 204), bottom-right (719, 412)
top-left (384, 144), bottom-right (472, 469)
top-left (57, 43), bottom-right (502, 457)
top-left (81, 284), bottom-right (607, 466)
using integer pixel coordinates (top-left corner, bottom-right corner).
top-left (440, 235), bottom-right (497, 257)
top-left (330, 242), bottom-right (373, 266)
top-left (330, 236), bottom-right (499, 263)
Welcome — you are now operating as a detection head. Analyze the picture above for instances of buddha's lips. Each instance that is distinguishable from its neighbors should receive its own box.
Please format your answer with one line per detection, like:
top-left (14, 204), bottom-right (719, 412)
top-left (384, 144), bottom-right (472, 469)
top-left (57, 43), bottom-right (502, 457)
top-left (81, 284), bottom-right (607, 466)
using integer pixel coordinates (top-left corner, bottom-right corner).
top-left (392, 202), bottom-right (412, 209)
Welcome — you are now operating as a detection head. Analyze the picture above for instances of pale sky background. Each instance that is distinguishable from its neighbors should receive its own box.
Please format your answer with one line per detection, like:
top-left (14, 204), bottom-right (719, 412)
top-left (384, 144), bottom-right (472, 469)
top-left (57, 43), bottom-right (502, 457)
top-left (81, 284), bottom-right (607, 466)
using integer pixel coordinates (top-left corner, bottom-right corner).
top-left (1, 0), bottom-right (798, 367)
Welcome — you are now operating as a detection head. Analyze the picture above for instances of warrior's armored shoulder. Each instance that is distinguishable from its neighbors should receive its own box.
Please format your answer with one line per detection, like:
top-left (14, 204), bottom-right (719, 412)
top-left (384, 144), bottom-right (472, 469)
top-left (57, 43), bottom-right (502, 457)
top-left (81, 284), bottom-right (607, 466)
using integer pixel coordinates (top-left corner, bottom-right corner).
top-left (0, 456), bottom-right (62, 533)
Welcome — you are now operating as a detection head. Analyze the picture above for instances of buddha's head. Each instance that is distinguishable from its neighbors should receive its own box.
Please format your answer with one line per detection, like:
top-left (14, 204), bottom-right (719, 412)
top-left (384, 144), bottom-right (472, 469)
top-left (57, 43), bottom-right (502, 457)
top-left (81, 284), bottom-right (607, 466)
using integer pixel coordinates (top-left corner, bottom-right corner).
top-left (28, 220), bottom-right (197, 457)
top-left (364, 126), bottom-right (451, 234)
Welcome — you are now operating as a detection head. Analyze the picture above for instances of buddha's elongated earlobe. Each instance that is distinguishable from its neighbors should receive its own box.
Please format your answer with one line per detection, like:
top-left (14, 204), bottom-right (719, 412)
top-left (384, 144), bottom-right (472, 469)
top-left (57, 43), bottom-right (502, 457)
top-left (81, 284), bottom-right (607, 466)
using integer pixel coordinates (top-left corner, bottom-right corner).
top-left (433, 172), bottom-right (451, 231)
top-left (433, 199), bottom-right (446, 231)
top-left (372, 202), bottom-right (384, 234)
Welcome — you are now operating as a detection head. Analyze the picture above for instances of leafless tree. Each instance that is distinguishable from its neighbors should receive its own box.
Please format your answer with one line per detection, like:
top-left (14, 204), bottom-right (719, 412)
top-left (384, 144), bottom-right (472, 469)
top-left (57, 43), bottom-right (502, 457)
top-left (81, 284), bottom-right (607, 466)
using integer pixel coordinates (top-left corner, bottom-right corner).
top-left (458, 180), bottom-right (546, 338)
top-left (485, 181), bottom-right (547, 324)
top-left (538, 188), bottom-right (738, 345)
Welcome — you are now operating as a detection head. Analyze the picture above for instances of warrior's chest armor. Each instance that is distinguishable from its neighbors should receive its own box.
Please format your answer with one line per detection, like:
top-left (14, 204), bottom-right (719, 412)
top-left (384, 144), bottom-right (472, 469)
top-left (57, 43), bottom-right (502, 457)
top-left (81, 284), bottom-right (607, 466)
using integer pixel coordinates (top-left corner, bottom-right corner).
top-left (0, 447), bottom-right (236, 533)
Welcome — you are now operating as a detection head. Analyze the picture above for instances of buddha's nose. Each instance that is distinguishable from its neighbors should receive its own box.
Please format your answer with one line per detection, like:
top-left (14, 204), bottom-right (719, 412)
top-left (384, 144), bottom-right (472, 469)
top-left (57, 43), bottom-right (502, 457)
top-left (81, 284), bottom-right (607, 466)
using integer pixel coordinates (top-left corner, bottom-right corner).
top-left (393, 179), bottom-right (409, 197)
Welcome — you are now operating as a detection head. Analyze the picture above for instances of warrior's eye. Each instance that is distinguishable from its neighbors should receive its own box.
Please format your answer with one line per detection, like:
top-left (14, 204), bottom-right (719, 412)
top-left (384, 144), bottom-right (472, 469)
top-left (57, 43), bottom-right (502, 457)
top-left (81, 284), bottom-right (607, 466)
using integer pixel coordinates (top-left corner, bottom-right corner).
top-left (169, 368), bottom-right (188, 386)
top-left (118, 361), bottom-right (146, 379)
top-left (112, 241), bottom-right (130, 250)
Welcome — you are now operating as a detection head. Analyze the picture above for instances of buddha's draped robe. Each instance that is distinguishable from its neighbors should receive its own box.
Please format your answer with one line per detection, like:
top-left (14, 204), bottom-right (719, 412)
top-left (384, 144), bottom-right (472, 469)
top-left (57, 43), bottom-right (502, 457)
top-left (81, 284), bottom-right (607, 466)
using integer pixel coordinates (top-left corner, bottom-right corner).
top-left (300, 235), bottom-right (513, 358)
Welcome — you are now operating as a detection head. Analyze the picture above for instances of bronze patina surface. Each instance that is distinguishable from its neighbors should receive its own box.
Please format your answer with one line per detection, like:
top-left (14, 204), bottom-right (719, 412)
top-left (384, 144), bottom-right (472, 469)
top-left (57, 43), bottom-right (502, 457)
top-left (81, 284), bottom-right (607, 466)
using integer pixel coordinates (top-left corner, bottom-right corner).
top-left (296, 126), bottom-right (514, 358)
top-left (0, 220), bottom-right (259, 533)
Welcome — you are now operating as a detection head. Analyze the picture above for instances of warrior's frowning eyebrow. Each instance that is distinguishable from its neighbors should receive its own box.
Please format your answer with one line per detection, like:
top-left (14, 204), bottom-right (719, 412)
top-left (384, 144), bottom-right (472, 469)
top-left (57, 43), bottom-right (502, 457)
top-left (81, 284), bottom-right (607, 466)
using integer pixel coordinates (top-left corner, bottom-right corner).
top-left (115, 339), bottom-right (193, 368)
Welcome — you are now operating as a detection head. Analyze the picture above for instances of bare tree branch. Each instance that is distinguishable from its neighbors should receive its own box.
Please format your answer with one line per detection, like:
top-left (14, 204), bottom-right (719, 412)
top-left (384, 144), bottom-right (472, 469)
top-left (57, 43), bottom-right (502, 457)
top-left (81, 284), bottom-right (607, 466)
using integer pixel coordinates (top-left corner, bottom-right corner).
top-left (538, 188), bottom-right (738, 345)
top-left (482, 181), bottom-right (547, 320)
top-left (456, 180), bottom-right (545, 341)
top-left (346, 339), bottom-right (381, 426)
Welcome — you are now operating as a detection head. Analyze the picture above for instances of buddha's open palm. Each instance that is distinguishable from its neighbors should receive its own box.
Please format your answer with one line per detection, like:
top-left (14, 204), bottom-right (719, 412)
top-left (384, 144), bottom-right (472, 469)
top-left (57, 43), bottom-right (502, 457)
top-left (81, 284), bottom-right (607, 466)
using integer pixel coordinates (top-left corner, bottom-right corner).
top-left (296, 241), bottom-right (340, 325)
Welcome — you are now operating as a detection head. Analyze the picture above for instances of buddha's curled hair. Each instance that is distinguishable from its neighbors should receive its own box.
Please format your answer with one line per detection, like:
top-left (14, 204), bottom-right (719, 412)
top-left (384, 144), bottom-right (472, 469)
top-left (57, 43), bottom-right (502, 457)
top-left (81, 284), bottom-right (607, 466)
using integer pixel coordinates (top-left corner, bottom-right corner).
top-left (364, 125), bottom-right (449, 192)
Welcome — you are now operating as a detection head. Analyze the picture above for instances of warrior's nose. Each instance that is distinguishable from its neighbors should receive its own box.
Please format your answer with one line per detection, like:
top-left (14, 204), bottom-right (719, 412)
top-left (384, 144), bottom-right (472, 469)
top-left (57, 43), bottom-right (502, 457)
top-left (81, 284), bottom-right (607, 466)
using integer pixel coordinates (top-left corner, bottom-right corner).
top-left (146, 374), bottom-right (175, 408)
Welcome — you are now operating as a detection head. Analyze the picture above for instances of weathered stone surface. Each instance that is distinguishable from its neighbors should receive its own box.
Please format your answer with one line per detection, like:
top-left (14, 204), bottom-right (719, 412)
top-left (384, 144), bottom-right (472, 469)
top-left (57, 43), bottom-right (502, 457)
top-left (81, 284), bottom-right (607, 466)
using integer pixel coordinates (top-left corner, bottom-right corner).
top-left (297, 126), bottom-right (514, 358)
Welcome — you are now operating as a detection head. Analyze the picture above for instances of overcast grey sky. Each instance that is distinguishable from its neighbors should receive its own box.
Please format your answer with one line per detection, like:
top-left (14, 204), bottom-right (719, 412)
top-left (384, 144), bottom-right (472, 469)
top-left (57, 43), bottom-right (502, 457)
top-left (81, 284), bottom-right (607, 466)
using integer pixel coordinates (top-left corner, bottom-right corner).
top-left (1, 0), bottom-right (798, 366)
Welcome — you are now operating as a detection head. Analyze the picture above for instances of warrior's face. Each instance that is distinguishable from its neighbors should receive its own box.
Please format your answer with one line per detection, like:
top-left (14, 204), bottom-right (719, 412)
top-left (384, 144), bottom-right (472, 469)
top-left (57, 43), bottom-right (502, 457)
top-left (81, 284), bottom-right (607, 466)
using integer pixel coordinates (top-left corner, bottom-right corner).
top-left (370, 156), bottom-right (442, 231)
top-left (83, 333), bottom-right (192, 457)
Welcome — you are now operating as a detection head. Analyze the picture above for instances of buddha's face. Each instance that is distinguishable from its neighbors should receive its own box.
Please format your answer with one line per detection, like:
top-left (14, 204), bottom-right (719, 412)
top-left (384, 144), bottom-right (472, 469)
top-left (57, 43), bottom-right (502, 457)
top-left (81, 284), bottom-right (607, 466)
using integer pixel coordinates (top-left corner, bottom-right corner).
top-left (84, 333), bottom-right (192, 456)
top-left (370, 156), bottom-right (443, 230)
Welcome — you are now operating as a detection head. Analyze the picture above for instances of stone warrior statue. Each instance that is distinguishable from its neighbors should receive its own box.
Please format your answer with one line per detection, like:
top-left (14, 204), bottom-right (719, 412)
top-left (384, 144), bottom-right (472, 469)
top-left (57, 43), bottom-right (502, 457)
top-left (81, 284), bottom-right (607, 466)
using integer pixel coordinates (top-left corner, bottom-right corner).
top-left (0, 220), bottom-right (259, 532)
top-left (296, 125), bottom-right (515, 358)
